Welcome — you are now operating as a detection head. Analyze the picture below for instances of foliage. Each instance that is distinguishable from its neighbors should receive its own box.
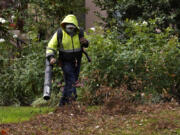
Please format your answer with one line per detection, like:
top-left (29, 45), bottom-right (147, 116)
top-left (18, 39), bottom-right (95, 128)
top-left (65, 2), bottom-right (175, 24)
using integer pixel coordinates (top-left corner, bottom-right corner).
top-left (0, 39), bottom-right (64, 106)
top-left (93, 0), bottom-right (180, 34)
top-left (0, 17), bottom-right (15, 43)
top-left (0, 41), bottom-right (45, 105)
top-left (25, 0), bottom-right (86, 38)
top-left (29, 0), bottom-right (86, 21)
top-left (0, 107), bottom-right (54, 124)
top-left (80, 19), bottom-right (180, 104)
top-left (1, 0), bottom-right (86, 41)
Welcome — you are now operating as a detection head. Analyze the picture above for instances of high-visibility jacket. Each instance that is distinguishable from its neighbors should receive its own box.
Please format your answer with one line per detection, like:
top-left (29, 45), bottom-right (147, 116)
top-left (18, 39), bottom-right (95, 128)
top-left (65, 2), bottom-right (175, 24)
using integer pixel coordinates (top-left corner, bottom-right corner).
top-left (46, 14), bottom-right (83, 61)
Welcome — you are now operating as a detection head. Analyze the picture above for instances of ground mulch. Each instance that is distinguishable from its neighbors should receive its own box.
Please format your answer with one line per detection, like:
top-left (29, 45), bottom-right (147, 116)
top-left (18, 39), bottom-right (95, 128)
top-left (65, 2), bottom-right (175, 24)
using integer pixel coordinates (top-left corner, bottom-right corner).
top-left (0, 101), bottom-right (180, 135)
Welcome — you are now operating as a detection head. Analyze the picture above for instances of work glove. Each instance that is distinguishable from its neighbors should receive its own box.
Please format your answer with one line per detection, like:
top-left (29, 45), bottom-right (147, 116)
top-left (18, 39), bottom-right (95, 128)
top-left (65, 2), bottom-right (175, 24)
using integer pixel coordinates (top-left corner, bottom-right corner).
top-left (80, 37), bottom-right (88, 48)
top-left (50, 57), bottom-right (56, 65)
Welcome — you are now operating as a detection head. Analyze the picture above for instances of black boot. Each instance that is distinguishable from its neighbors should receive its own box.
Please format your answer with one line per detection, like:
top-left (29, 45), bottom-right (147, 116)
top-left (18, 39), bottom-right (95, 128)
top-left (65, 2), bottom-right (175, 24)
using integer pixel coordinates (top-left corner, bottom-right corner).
top-left (59, 96), bottom-right (69, 107)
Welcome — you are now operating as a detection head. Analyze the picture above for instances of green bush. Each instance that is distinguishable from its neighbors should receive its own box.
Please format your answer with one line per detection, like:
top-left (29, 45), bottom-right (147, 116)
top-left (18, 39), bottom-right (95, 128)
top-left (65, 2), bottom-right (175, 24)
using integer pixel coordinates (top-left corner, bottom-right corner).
top-left (80, 19), bottom-right (180, 104)
top-left (0, 42), bottom-right (45, 105)
top-left (0, 39), bottom-right (64, 106)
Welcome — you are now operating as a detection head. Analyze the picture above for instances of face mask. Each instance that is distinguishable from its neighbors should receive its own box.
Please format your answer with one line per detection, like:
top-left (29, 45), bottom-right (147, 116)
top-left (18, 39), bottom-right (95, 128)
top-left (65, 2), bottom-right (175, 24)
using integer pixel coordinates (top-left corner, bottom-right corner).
top-left (65, 24), bottom-right (76, 36)
top-left (66, 28), bottom-right (75, 33)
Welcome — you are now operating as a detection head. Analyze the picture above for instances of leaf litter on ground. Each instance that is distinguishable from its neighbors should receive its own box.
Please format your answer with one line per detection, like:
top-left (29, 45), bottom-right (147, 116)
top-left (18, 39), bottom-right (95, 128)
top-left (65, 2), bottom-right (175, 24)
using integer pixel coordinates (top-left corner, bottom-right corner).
top-left (0, 100), bottom-right (180, 135)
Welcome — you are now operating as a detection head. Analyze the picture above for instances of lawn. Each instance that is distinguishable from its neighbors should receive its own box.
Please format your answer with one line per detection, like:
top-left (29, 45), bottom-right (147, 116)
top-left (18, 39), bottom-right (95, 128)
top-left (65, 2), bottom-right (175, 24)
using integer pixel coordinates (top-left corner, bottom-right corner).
top-left (0, 107), bottom-right (54, 124)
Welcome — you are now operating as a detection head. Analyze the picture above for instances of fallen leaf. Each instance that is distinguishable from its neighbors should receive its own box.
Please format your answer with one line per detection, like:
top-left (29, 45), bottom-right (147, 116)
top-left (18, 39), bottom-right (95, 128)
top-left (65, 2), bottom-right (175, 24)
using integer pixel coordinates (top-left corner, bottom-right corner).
top-left (1, 129), bottom-right (8, 135)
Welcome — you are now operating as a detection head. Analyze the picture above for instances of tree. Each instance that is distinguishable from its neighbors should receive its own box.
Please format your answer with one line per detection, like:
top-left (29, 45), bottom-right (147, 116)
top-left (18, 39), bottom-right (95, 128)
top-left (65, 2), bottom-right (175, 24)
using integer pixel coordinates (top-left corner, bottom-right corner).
top-left (93, 0), bottom-right (180, 34)
top-left (27, 0), bottom-right (86, 39)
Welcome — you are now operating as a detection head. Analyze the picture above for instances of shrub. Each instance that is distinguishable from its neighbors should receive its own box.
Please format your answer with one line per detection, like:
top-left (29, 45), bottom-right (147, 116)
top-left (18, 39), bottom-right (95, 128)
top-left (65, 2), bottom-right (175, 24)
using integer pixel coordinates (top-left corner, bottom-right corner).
top-left (0, 42), bottom-right (45, 105)
top-left (0, 39), bottom-right (64, 106)
top-left (80, 19), bottom-right (180, 104)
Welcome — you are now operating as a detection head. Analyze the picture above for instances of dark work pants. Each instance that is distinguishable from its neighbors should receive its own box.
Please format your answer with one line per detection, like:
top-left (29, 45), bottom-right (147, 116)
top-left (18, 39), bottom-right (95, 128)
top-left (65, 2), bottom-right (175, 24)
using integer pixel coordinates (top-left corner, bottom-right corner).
top-left (59, 59), bottom-right (81, 106)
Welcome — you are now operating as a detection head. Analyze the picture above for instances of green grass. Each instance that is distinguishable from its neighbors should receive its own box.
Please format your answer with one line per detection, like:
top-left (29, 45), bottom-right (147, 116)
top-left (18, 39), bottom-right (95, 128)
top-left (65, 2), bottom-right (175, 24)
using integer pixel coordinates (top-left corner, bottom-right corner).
top-left (0, 106), bottom-right (54, 124)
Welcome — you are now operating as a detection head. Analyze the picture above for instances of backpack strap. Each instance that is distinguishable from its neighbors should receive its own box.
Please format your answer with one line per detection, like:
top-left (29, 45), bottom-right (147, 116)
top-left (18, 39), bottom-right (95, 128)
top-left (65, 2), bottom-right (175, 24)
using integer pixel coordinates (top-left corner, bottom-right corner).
top-left (57, 28), bottom-right (63, 49)
top-left (79, 28), bottom-right (84, 39)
